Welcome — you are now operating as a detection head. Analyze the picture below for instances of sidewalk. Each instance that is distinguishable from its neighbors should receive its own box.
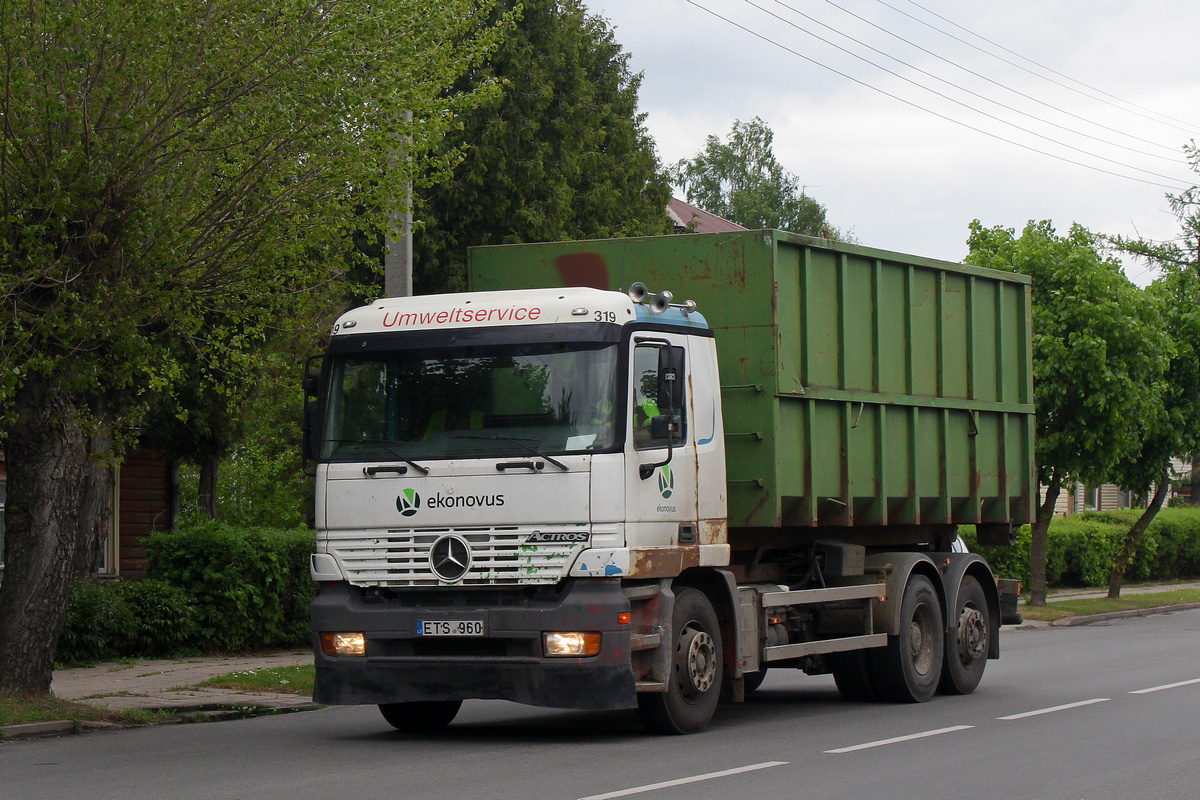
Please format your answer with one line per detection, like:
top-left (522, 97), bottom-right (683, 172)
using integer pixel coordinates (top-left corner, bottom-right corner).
top-left (51, 651), bottom-right (315, 711)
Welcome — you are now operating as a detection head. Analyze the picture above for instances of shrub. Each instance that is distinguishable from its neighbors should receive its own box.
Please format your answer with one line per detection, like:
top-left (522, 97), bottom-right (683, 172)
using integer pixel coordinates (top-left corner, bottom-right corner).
top-left (144, 521), bottom-right (316, 652)
top-left (1140, 507), bottom-right (1200, 579)
top-left (111, 579), bottom-right (200, 657)
top-left (56, 579), bottom-right (200, 663)
top-left (962, 506), bottom-right (1200, 590)
top-left (57, 581), bottom-right (136, 664)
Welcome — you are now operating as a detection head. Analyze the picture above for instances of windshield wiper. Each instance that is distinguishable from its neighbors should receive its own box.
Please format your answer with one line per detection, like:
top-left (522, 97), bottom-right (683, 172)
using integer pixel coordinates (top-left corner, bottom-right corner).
top-left (452, 434), bottom-right (569, 472)
top-left (328, 439), bottom-right (430, 475)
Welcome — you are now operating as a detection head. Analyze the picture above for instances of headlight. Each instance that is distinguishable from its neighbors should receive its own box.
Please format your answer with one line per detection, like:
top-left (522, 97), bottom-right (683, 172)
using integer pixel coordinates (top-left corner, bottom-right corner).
top-left (320, 632), bottom-right (366, 657)
top-left (542, 631), bottom-right (601, 657)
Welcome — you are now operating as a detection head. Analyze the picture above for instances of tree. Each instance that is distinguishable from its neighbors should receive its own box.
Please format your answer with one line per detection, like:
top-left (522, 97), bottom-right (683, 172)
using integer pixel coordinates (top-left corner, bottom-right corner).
top-left (0, 0), bottom-right (508, 695)
top-left (412, 0), bottom-right (672, 295)
top-left (668, 117), bottom-right (840, 237)
top-left (141, 284), bottom-right (342, 521)
top-left (1101, 268), bottom-right (1200, 596)
top-left (1101, 143), bottom-right (1200, 594)
top-left (965, 220), bottom-right (1169, 606)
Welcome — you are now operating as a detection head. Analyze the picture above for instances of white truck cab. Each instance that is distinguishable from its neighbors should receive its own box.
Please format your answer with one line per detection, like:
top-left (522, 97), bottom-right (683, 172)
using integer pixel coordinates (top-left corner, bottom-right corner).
top-left (306, 285), bottom-right (730, 729)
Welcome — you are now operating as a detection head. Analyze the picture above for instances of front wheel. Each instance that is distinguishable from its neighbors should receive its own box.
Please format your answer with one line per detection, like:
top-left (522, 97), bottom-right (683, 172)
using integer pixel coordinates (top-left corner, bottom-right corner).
top-left (869, 573), bottom-right (944, 703)
top-left (939, 575), bottom-right (990, 695)
top-left (637, 587), bottom-right (723, 734)
top-left (378, 700), bottom-right (462, 733)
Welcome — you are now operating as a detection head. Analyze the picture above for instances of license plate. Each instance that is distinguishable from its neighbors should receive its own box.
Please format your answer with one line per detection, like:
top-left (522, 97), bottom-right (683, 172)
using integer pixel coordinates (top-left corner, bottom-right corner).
top-left (415, 619), bottom-right (485, 637)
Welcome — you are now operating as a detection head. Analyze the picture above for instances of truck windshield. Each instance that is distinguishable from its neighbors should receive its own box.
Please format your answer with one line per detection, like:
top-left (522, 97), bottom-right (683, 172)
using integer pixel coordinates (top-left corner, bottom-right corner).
top-left (321, 341), bottom-right (619, 462)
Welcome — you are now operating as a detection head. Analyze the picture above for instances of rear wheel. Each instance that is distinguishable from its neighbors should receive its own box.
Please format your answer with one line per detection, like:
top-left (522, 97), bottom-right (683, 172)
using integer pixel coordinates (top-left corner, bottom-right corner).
top-left (869, 574), bottom-right (943, 703)
top-left (378, 700), bottom-right (462, 733)
top-left (939, 575), bottom-right (990, 695)
top-left (637, 587), bottom-right (723, 734)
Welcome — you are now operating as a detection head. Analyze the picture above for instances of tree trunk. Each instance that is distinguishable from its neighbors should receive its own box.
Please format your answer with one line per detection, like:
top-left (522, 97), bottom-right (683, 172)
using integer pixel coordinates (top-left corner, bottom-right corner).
top-left (1108, 468), bottom-right (1171, 599)
top-left (1029, 471), bottom-right (1062, 607)
top-left (0, 376), bottom-right (114, 695)
top-left (198, 453), bottom-right (219, 520)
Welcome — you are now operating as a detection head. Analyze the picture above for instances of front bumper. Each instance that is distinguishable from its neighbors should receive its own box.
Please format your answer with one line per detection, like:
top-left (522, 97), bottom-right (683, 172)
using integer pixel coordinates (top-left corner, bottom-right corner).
top-left (311, 578), bottom-right (636, 710)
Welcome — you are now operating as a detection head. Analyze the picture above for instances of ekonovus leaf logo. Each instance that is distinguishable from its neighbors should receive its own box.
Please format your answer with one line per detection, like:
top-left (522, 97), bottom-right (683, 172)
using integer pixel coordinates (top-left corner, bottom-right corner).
top-left (397, 488), bottom-right (420, 517)
top-left (658, 465), bottom-right (674, 499)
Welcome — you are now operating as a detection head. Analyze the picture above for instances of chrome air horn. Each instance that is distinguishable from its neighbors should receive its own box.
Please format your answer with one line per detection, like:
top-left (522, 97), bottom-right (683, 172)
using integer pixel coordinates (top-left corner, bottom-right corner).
top-left (627, 283), bottom-right (696, 315)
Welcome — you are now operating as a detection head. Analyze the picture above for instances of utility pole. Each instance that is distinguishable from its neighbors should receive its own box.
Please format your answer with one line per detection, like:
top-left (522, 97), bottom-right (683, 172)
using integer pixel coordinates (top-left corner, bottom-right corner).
top-left (384, 200), bottom-right (412, 298)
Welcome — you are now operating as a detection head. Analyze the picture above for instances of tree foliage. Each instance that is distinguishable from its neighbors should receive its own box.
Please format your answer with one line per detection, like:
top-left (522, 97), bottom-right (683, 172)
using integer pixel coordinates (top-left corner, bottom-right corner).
top-left (1099, 144), bottom-right (1200, 595)
top-left (0, 0), bottom-right (507, 694)
top-left (668, 117), bottom-right (840, 237)
top-left (966, 219), bottom-right (1169, 604)
top-left (1100, 268), bottom-right (1200, 596)
top-left (412, 0), bottom-right (672, 295)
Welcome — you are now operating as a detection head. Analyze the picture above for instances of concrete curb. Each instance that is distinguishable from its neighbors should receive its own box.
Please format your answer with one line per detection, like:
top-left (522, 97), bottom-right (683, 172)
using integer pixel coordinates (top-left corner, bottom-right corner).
top-left (1, 720), bottom-right (77, 739)
top-left (2, 701), bottom-right (324, 742)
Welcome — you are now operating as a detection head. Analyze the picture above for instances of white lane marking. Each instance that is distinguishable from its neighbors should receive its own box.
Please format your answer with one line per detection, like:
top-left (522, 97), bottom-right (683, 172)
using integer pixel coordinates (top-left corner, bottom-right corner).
top-left (824, 725), bottom-right (974, 754)
top-left (576, 761), bottom-right (788, 800)
top-left (1130, 677), bottom-right (1200, 694)
top-left (998, 698), bottom-right (1110, 720)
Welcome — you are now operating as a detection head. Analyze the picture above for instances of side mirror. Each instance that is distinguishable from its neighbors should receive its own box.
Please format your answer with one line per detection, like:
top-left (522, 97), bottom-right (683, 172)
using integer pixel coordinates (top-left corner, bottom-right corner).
top-left (302, 355), bottom-right (324, 474)
top-left (303, 365), bottom-right (321, 398)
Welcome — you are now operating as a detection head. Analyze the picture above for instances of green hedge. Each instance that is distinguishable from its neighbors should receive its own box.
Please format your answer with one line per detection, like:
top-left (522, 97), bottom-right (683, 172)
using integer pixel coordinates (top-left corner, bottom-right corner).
top-left (145, 521), bottom-right (316, 652)
top-left (57, 522), bottom-right (315, 663)
top-left (57, 579), bottom-right (198, 664)
top-left (962, 507), bottom-right (1200, 588)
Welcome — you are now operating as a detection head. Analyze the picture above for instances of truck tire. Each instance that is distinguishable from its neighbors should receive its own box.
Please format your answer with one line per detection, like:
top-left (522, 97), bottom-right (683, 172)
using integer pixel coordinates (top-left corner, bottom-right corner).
top-left (828, 651), bottom-right (878, 702)
top-left (637, 588), bottom-right (723, 734)
top-left (939, 575), bottom-right (989, 695)
top-left (378, 700), bottom-right (462, 733)
top-left (869, 574), bottom-right (943, 703)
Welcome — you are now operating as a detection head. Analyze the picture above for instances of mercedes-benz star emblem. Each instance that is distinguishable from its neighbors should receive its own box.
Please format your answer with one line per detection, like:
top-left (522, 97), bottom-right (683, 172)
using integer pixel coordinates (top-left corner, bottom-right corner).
top-left (430, 534), bottom-right (472, 582)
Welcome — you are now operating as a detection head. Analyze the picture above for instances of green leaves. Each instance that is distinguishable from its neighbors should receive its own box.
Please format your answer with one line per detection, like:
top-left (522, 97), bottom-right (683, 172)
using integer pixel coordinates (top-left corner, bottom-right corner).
top-left (668, 116), bottom-right (840, 238)
top-left (411, 0), bottom-right (671, 295)
top-left (144, 522), bottom-right (316, 652)
top-left (966, 219), bottom-right (1169, 490)
top-left (1, 0), bottom-right (507, 431)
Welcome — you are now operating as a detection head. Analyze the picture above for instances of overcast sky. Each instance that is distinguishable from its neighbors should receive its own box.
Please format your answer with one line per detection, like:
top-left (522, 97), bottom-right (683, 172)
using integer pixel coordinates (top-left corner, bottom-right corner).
top-left (587, 0), bottom-right (1200, 284)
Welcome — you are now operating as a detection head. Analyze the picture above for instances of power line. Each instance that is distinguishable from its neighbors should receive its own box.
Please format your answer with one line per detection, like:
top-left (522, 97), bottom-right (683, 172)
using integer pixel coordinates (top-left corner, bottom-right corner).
top-left (886, 0), bottom-right (1200, 136)
top-left (811, 0), bottom-right (1183, 157)
top-left (741, 0), bottom-right (1189, 185)
top-left (682, 0), bottom-right (1188, 191)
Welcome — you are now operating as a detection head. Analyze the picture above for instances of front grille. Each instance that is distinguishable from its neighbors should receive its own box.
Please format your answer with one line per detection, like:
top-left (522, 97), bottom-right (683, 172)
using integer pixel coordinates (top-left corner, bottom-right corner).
top-left (326, 525), bottom-right (589, 587)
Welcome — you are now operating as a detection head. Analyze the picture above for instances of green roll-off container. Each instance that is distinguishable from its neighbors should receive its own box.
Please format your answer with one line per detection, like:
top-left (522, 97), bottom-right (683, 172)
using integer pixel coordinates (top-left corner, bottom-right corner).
top-left (470, 230), bottom-right (1035, 538)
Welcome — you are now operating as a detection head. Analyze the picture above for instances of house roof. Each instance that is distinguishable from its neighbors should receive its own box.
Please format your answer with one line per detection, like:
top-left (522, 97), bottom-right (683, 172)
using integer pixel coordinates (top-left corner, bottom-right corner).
top-left (667, 198), bottom-right (747, 234)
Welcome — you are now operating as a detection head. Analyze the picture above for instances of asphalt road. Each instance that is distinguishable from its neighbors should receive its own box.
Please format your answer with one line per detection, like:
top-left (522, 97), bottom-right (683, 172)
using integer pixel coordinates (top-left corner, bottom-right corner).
top-left (4, 609), bottom-right (1199, 800)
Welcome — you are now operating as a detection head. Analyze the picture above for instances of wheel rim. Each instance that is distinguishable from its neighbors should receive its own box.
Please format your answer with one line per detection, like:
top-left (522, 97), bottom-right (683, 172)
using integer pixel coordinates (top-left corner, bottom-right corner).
top-left (908, 603), bottom-right (937, 676)
top-left (957, 604), bottom-right (987, 666)
top-left (677, 622), bottom-right (717, 699)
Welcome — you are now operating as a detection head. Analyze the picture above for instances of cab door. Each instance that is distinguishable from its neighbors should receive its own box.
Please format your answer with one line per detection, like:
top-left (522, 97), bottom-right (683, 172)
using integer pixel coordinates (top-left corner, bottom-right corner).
top-left (625, 334), bottom-right (698, 550)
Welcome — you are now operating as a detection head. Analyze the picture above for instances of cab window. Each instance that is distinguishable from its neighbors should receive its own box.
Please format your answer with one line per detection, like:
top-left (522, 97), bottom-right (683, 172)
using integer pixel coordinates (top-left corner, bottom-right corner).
top-left (632, 344), bottom-right (686, 450)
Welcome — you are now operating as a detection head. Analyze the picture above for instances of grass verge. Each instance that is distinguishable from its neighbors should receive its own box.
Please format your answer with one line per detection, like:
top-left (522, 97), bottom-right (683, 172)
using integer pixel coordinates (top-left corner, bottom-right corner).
top-left (197, 665), bottom-right (315, 696)
top-left (1021, 589), bottom-right (1200, 622)
top-left (1, 695), bottom-right (172, 734)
